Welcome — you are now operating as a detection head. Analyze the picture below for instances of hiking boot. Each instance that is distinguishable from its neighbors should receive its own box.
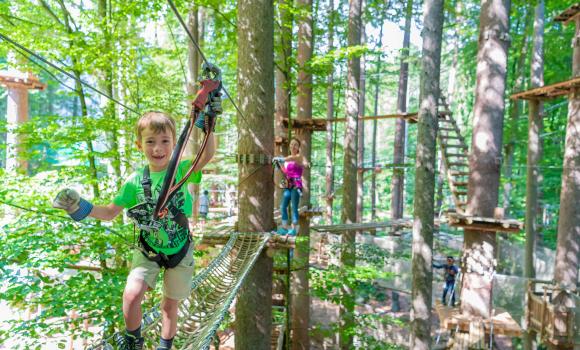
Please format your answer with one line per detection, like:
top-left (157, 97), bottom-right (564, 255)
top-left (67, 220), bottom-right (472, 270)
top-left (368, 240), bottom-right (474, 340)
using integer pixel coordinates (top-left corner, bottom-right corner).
top-left (276, 227), bottom-right (288, 235)
top-left (117, 334), bottom-right (144, 350)
top-left (287, 228), bottom-right (297, 236)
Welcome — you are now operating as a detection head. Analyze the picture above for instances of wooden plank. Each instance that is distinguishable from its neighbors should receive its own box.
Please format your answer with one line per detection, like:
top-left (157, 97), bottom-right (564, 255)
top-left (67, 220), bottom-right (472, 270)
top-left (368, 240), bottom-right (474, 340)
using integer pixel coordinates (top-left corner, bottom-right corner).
top-left (0, 71), bottom-right (47, 90)
top-left (445, 212), bottom-right (523, 233)
top-left (554, 4), bottom-right (580, 24)
top-left (332, 112), bottom-right (418, 123)
top-left (511, 76), bottom-right (580, 101)
top-left (435, 303), bottom-right (522, 337)
top-left (281, 117), bottom-right (327, 131)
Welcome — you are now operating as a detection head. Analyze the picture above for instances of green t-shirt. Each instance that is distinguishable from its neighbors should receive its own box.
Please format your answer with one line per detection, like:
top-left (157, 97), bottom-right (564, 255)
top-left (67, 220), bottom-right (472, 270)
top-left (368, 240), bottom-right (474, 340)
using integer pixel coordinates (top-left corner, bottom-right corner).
top-left (114, 160), bottom-right (202, 255)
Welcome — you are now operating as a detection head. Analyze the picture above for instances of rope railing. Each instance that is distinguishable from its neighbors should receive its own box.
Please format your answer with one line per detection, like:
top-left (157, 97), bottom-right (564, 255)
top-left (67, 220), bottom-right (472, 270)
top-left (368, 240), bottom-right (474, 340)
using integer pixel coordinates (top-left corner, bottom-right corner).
top-left (86, 231), bottom-right (270, 350)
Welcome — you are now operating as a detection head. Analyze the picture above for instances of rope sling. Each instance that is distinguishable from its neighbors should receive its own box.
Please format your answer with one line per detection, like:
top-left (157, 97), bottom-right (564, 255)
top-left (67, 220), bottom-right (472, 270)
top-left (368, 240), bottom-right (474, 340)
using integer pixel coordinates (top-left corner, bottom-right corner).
top-left (87, 231), bottom-right (271, 350)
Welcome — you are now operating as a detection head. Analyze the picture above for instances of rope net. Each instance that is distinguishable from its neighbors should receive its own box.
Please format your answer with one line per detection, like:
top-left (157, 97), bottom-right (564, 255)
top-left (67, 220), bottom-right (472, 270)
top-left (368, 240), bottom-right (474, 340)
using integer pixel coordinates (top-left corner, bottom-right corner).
top-left (87, 231), bottom-right (270, 350)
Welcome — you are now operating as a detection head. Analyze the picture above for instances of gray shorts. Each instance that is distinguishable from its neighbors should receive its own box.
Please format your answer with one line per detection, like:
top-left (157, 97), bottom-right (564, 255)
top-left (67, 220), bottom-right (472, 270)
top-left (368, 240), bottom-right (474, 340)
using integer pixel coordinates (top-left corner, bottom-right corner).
top-left (127, 242), bottom-right (195, 300)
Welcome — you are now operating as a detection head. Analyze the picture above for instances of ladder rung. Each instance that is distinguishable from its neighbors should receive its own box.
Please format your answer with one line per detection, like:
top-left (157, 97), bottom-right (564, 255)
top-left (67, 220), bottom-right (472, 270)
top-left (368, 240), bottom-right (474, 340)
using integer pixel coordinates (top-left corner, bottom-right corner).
top-left (448, 162), bottom-right (468, 167)
top-left (441, 136), bottom-right (462, 140)
top-left (445, 145), bottom-right (468, 149)
top-left (454, 190), bottom-right (468, 196)
top-left (439, 127), bottom-right (455, 131)
top-left (457, 201), bottom-right (467, 206)
top-left (445, 153), bottom-right (467, 157)
top-left (449, 171), bottom-right (469, 176)
top-left (451, 181), bottom-right (468, 187)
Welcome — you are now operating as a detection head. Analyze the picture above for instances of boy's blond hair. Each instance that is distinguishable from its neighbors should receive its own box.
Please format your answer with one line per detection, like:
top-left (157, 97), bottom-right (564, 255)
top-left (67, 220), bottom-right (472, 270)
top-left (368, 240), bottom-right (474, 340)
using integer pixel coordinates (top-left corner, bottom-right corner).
top-left (136, 111), bottom-right (177, 142)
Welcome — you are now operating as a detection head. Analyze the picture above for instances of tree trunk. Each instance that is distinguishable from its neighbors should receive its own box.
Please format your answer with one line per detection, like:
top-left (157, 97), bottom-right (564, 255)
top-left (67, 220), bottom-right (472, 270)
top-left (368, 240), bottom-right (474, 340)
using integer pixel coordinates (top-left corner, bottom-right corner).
top-left (275, 0), bottom-right (293, 207)
top-left (356, 30), bottom-right (366, 223)
top-left (235, 0), bottom-right (274, 348)
top-left (461, 0), bottom-right (511, 319)
top-left (523, 3), bottom-right (543, 349)
top-left (502, 5), bottom-right (531, 215)
top-left (409, 0), bottom-right (443, 349)
top-left (325, 0), bottom-right (335, 224)
top-left (339, 0), bottom-right (362, 347)
top-left (391, 0), bottom-right (413, 220)
top-left (290, 0), bottom-right (313, 347)
top-left (553, 16), bottom-right (580, 306)
top-left (371, 21), bottom-right (384, 221)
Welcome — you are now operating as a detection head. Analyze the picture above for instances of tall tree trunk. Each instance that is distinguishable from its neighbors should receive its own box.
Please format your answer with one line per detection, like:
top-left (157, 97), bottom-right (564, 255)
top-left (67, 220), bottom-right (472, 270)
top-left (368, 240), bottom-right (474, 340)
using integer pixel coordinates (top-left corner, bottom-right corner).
top-left (523, 3), bottom-right (544, 349)
top-left (291, 0), bottom-right (313, 347)
top-left (275, 0), bottom-right (293, 207)
top-left (235, 0), bottom-right (274, 348)
top-left (391, 0), bottom-right (413, 220)
top-left (461, 0), bottom-right (511, 319)
top-left (502, 5), bottom-right (531, 215)
top-left (409, 0), bottom-right (443, 348)
top-left (371, 21), bottom-right (384, 221)
top-left (186, 6), bottom-right (203, 222)
top-left (553, 16), bottom-right (580, 308)
top-left (339, 0), bottom-right (362, 348)
top-left (325, 0), bottom-right (335, 224)
top-left (356, 29), bottom-right (366, 223)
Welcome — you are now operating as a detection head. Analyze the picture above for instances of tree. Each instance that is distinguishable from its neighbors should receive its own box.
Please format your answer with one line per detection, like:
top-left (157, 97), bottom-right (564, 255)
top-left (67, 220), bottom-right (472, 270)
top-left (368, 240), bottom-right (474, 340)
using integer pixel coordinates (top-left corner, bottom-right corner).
top-left (290, 0), bottom-right (313, 346)
top-left (409, 0), bottom-right (444, 348)
top-left (523, 2), bottom-right (543, 349)
top-left (235, 0), bottom-right (275, 347)
top-left (461, 0), bottom-right (511, 319)
top-left (391, 0), bottom-right (413, 221)
top-left (325, 0), bottom-right (335, 224)
top-left (339, 0), bottom-right (362, 347)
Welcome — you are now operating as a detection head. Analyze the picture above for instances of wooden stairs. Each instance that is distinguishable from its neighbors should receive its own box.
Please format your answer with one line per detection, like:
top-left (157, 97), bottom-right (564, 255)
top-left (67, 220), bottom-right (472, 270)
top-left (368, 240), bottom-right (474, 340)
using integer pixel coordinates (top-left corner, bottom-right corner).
top-left (437, 96), bottom-right (469, 214)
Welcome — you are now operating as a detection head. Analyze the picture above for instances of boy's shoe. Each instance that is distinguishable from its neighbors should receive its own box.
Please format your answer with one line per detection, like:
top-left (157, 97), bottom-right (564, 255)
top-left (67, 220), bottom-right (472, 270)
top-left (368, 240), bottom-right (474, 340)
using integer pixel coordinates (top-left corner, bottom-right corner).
top-left (287, 228), bottom-right (297, 236)
top-left (277, 227), bottom-right (288, 235)
top-left (118, 334), bottom-right (144, 350)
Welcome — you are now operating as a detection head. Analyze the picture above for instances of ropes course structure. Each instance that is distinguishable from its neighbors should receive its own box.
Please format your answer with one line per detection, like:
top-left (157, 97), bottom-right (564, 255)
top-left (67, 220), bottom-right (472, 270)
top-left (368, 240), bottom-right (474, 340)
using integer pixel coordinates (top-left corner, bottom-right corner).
top-left (87, 231), bottom-right (271, 350)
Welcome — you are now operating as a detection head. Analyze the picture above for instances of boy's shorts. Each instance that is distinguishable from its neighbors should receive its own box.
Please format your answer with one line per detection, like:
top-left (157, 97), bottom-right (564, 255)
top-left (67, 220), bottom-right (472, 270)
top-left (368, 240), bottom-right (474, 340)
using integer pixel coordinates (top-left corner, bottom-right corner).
top-left (127, 241), bottom-right (195, 300)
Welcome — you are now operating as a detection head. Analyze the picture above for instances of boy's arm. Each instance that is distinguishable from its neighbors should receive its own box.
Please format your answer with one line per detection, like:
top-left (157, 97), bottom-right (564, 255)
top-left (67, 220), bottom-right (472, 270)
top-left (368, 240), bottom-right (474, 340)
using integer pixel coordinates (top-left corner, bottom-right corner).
top-left (89, 203), bottom-right (124, 221)
top-left (192, 133), bottom-right (216, 171)
top-left (432, 262), bottom-right (444, 269)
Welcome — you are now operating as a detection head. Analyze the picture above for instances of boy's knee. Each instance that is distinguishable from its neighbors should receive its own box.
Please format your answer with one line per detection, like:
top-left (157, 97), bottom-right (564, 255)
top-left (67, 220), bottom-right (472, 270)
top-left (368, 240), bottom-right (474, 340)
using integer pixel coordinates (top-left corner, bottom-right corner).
top-left (161, 298), bottom-right (179, 315)
top-left (123, 280), bottom-right (148, 305)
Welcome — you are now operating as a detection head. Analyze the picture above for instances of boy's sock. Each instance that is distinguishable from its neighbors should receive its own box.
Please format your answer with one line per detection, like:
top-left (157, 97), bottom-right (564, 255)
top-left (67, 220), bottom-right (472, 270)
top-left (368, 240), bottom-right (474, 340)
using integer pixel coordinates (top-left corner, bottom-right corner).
top-left (126, 326), bottom-right (142, 339)
top-left (157, 336), bottom-right (174, 350)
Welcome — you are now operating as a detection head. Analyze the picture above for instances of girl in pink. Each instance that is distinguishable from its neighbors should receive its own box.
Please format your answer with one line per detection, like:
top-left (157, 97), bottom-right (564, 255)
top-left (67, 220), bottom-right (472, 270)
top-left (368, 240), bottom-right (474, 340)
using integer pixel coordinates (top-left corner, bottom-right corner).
top-left (273, 138), bottom-right (307, 235)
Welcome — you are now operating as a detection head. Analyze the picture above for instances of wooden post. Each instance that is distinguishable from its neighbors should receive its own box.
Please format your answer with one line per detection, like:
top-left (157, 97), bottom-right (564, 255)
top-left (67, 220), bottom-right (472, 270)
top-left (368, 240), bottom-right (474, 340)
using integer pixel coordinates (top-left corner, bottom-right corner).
top-left (0, 70), bottom-right (46, 172)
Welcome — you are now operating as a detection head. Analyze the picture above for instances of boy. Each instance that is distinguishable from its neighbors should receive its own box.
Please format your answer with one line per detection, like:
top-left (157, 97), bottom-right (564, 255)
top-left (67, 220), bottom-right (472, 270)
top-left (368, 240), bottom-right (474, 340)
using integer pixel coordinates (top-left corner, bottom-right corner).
top-left (53, 111), bottom-right (216, 350)
top-left (433, 256), bottom-right (459, 306)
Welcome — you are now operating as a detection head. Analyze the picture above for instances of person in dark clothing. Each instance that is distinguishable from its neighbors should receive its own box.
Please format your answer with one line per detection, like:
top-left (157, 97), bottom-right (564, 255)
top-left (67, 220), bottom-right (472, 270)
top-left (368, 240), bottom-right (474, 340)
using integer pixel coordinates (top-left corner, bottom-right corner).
top-left (433, 256), bottom-right (459, 306)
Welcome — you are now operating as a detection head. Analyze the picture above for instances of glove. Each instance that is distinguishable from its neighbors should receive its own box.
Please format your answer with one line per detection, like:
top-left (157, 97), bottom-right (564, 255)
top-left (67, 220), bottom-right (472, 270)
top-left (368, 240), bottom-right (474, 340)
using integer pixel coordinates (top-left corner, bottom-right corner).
top-left (194, 93), bottom-right (222, 132)
top-left (272, 156), bottom-right (285, 164)
top-left (52, 188), bottom-right (93, 221)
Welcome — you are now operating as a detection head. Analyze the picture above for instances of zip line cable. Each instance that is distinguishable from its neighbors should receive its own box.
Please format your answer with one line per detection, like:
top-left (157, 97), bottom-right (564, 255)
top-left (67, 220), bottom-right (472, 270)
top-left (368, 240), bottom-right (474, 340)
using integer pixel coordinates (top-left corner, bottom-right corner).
top-left (0, 32), bottom-right (141, 116)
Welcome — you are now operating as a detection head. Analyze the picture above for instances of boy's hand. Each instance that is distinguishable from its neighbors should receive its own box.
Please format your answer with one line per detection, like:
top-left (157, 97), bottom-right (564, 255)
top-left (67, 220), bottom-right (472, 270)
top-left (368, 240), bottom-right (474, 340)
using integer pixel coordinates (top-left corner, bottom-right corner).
top-left (53, 188), bottom-right (93, 221)
top-left (194, 93), bottom-right (222, 133)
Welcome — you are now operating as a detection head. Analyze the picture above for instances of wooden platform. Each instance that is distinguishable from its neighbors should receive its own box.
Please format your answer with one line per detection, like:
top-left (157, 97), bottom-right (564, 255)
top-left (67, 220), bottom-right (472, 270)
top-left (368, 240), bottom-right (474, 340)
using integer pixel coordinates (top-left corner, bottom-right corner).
top-left (0, 70), bottom-right (46, 90)
top-left (311, 218), bottom-right (414, 233)
top-left (333, 112), bottom-right (418, 123)
top-left (281, 117), bottom-right (327, 131)
top-left (435, 302), bottom-right (522, 337)
top-left (511, 76), bottom-right (580, 101)
top-left (555, 4), bottom-right (580, 24)
top-left (445, 212), bottom-right (523, 233)
top-left (200, 232), bottom-right (296, 249)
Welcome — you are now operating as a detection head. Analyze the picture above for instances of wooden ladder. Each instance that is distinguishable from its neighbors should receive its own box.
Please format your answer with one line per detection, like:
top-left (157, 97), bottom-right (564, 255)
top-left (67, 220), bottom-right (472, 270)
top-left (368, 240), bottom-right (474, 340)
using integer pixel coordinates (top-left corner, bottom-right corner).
top-left (437, 96), bottom-right (469, 214)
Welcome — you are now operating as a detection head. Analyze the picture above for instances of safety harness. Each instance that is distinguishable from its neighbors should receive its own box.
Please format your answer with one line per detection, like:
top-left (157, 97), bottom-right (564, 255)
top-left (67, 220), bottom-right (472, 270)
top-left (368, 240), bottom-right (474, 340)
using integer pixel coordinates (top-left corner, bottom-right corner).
top-left (127, 166), bottom-right (191, 269)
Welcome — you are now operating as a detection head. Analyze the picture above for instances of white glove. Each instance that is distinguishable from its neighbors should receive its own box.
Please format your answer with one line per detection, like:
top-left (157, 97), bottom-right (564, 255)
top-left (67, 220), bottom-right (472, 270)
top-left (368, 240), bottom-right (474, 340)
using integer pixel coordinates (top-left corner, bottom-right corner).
top-left (272, 156), bottom-right (285, 164)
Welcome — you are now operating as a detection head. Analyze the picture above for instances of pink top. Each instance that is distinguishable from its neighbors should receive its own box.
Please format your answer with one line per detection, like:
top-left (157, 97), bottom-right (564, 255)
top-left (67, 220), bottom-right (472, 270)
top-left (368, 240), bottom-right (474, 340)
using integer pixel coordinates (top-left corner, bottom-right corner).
top-left (284, 161), bottom-right (304, 189)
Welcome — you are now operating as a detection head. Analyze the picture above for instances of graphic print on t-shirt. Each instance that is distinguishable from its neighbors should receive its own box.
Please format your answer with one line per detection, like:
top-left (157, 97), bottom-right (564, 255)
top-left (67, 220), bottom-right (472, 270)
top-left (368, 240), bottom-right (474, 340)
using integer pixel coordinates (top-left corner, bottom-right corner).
top-left (138, 181), bottom-right (188, 251)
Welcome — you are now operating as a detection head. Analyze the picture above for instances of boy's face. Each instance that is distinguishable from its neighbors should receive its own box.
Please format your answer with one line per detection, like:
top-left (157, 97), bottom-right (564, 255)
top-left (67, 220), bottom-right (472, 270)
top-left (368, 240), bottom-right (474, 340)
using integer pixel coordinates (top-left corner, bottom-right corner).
top-left (136, 127), bottom-right (175, 172)
top-left (447, 258), bottom-right (454, 265)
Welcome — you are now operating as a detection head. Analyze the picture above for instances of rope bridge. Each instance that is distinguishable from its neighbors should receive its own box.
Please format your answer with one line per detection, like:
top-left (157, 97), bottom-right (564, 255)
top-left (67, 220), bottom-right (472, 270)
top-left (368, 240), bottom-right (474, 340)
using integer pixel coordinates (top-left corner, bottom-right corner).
top-left (87, 231), bottom-right (271, 350)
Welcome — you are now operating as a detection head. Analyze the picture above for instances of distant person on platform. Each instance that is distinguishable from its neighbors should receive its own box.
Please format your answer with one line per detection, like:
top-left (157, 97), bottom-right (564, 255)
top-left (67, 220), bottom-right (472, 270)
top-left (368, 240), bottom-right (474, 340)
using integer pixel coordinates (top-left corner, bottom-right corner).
top-left (198, 190), bottom-right (209, 231)
top-left (433, 256), bottom-right (459, 306)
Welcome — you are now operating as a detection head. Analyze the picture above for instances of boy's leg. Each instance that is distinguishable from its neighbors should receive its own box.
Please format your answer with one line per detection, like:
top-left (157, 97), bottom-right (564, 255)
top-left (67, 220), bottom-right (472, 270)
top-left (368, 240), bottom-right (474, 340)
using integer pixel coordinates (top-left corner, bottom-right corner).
top-left (123, 278), bottom-right (149, 330)
top-left (158, 296), bottom-right (179, 349)
top-left (442, 283), bottom-right (449, 304)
